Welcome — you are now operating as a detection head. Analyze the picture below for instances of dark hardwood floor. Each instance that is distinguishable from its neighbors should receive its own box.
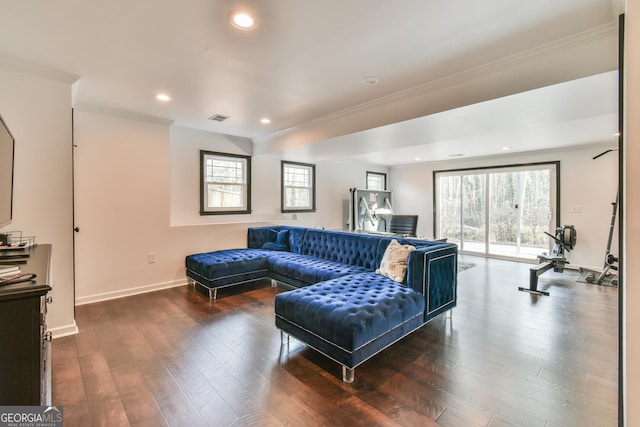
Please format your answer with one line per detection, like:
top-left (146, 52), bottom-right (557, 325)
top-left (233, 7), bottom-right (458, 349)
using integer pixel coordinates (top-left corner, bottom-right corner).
top-left (51, 255), bottom-right (618, 426)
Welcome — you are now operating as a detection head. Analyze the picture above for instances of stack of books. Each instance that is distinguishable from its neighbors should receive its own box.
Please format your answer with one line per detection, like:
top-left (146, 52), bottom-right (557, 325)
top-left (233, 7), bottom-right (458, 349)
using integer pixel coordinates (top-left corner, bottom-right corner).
top-left (0, 249), bottom-right (31, 264)
top-left (0, 264), bottom-right (20, 277)
top-left (0, 233), bottom-right (37, 285)
top-left (0, 264), bottom-right (37, 286)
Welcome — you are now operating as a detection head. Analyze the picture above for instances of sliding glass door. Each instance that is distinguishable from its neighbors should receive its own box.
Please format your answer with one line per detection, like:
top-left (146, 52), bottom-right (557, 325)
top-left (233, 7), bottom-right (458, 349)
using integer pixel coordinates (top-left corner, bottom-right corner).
top-left (438, 174), bottom-right (486, 253)
top-left (435, 162), bottom-right (558, 260)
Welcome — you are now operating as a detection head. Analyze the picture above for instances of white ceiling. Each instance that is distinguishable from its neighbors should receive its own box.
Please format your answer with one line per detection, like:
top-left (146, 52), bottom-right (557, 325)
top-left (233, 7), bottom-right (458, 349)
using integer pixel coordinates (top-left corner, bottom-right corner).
top-left (281, 71), bottom-right (619, 165)
top-left (0, 0), bottom-right (623, 166)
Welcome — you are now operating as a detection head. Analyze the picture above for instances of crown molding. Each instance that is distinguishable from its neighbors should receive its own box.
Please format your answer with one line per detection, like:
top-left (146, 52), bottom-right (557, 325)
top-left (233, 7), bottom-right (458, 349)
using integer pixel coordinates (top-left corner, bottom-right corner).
top-left (256, 21), bottom-right (618, 145)
top-left (392, 140), bottom-right (615, 170)
top-left (0, 54), bottom-right (80, 84)
top-left (74, 103), bottom-right (175, 127)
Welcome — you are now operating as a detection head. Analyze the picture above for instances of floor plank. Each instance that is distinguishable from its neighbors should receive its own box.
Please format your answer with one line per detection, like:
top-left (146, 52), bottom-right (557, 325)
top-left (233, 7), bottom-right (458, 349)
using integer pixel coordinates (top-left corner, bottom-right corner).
top-left (51, 255), bottom-right (618, 426)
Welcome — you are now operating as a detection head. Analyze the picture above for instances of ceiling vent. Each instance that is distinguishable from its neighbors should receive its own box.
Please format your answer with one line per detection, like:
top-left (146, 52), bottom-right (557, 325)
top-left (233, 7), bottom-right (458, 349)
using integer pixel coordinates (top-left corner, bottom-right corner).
top-left (208, 114), bottom-right (230, 122)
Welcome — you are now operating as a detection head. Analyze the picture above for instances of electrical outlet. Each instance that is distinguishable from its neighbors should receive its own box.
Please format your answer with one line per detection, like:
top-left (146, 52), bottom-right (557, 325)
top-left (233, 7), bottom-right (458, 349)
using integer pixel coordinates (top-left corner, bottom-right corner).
top-left (571, 205), bottom-right (582, 213)
top-left (147, 252), bottom-right (157, 264)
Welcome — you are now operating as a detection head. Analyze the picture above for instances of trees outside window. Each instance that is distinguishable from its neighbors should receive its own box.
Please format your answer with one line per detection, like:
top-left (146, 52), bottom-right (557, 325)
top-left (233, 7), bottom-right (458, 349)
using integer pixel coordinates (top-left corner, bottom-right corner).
top-left (435, 162), bottom-right (558, 260)
top-left (200, 151), bottom-right (251, 215)
top-left (282, 161), bottom-right (316, 212)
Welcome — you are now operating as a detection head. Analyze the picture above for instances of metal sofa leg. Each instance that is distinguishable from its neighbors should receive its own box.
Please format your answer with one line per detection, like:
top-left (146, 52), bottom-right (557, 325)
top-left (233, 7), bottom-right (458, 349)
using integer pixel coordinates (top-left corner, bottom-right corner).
top-left (209, 288), bottom-right (218, 301)
top-left (280, 331), bottom-right (290, 345)
top-left (342, 366), bottom-right (355, 383)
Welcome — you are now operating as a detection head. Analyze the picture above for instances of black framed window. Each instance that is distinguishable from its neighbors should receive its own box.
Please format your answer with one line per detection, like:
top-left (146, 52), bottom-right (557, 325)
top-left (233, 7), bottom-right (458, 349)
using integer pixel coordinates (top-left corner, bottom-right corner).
top-left (200, 150), bottom-right (251, 215)
top-left (367, 171), bottom-right (387, 190)
top-left (281, 161), bottom-right (316, 212)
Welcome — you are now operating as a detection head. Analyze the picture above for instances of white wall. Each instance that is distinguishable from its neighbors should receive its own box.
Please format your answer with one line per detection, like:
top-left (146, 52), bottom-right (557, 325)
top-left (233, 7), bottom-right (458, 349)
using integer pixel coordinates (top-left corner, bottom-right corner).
top-left (73, 112), bottom-right (253, 304)
top-left (170, 126), bottom-right (256, 226)
top-left (0, 68), bottom-right (76, 335)
top-left (390, 144), bottom-right (618, 269)
top-left (170, 125), bottom-right (387, 229)
top-left (309, 158), bottom-right (388, 230)
top-left (73, 112), bottom-right (387, 304)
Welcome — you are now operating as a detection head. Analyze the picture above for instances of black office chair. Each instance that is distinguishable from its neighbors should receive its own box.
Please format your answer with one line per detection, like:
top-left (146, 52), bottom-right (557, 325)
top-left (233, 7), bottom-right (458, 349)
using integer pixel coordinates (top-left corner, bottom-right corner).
top-left (388, 215), bottom-right (418, 237)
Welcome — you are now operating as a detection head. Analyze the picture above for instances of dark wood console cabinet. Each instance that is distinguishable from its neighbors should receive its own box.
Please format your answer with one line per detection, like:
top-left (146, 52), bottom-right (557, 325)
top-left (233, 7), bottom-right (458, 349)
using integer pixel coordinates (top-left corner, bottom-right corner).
top-left (0, 244), bottom-right (52, 405)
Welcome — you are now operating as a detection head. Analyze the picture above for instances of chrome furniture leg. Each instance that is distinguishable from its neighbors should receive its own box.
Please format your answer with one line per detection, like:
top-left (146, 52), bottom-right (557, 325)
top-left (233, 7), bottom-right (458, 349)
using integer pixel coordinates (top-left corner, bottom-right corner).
top-left (342, 366), bottom-right (354, 383)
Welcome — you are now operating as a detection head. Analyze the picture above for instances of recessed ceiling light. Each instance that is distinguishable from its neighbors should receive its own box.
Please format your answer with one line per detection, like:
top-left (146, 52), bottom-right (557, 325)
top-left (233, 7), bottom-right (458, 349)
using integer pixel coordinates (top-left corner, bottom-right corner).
top-left (230, 11), bottom-right (255, 29)
top-left (155, 94), bottom-right (171, 102)
top-left (502, 146), bottom-right (511, 150)
top-left (260, 118), bottom-right (271, 124)
top-left (414, 157), bottom-right (421, 161)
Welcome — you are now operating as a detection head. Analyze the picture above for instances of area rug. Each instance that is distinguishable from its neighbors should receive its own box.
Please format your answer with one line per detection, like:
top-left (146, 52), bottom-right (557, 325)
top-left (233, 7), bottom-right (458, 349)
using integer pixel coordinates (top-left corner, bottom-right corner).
top-left (576, 268), bottom-right (618, 287)
top-left (458, 262), bottom-right (476, 273)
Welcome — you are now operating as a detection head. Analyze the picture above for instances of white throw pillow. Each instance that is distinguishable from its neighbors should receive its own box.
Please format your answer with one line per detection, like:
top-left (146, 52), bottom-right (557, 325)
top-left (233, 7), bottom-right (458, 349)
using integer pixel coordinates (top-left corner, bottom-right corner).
top-left (376, 239), bottom-right (416, 283)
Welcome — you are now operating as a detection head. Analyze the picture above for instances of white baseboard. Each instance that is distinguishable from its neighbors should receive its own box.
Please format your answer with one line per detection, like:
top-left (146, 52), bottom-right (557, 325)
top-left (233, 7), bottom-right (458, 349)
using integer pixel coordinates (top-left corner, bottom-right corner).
top-left (50, 321), bottom-right (79, 339)
top-left (75, 278), bottom-right (189, 306)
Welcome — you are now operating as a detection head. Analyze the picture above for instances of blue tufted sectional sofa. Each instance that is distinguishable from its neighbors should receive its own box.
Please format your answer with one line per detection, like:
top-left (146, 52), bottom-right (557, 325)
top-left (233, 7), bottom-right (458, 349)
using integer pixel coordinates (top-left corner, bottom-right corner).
top-left (185, 226), bottom-right (457, 382)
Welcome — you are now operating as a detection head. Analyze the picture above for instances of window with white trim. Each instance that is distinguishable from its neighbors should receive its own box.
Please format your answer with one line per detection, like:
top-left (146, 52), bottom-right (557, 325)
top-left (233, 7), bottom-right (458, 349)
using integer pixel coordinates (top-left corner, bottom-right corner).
top-left (200, 151), bottom-right (251, 215)
top-left (281, 161), bottom-right (316, 212)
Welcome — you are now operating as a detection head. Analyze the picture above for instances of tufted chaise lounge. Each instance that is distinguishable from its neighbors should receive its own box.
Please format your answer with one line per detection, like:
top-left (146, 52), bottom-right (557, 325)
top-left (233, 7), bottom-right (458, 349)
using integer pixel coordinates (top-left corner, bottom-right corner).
top-left (274, 272), bottom-right (427, 382)
top-left (185, 226), bottom-right (457, 382)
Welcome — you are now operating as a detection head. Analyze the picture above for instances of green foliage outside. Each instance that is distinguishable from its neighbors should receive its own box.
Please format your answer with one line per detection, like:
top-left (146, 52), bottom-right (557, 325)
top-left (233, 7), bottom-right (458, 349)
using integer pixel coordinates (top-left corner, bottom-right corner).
top-left (439, 170), bottom-right (551, 248)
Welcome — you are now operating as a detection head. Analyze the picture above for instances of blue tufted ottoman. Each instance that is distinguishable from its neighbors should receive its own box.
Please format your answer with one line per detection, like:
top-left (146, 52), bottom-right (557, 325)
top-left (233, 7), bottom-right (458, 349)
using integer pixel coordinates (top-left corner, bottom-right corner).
top-left (185, 249), bottom-right (273, 299)
top-left (274, 272), bottom-right (426, 382)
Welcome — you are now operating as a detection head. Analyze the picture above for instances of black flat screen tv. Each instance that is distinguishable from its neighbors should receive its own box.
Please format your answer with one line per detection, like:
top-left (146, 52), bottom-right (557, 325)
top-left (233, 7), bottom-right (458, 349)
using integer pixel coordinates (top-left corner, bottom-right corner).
top-left (0, 114), bottom-right (15, 229)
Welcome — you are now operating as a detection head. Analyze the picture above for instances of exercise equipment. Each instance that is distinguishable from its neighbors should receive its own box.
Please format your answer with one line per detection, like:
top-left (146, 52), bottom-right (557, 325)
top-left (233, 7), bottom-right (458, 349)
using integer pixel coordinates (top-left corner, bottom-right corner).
top-left (348, 188), bottom-right (394, 233)
top-left (519, 225), bottom-right (576, 296)
top-left (582, 149), bottom-right (619, 286)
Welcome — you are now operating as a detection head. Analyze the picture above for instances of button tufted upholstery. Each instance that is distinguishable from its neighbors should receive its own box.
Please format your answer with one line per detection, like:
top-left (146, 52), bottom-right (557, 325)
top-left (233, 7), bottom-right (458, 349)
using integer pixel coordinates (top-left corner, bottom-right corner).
top-left (186, 226), bottom-right (457, 382)
top-left (275, 273), bottom-right (425, 351)
top-left (185, 249), bottom-right (271, 289)
top-left (267, 253), bottom-right (368, 284)
top-left (298, 229), bottom-right (388, 270)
